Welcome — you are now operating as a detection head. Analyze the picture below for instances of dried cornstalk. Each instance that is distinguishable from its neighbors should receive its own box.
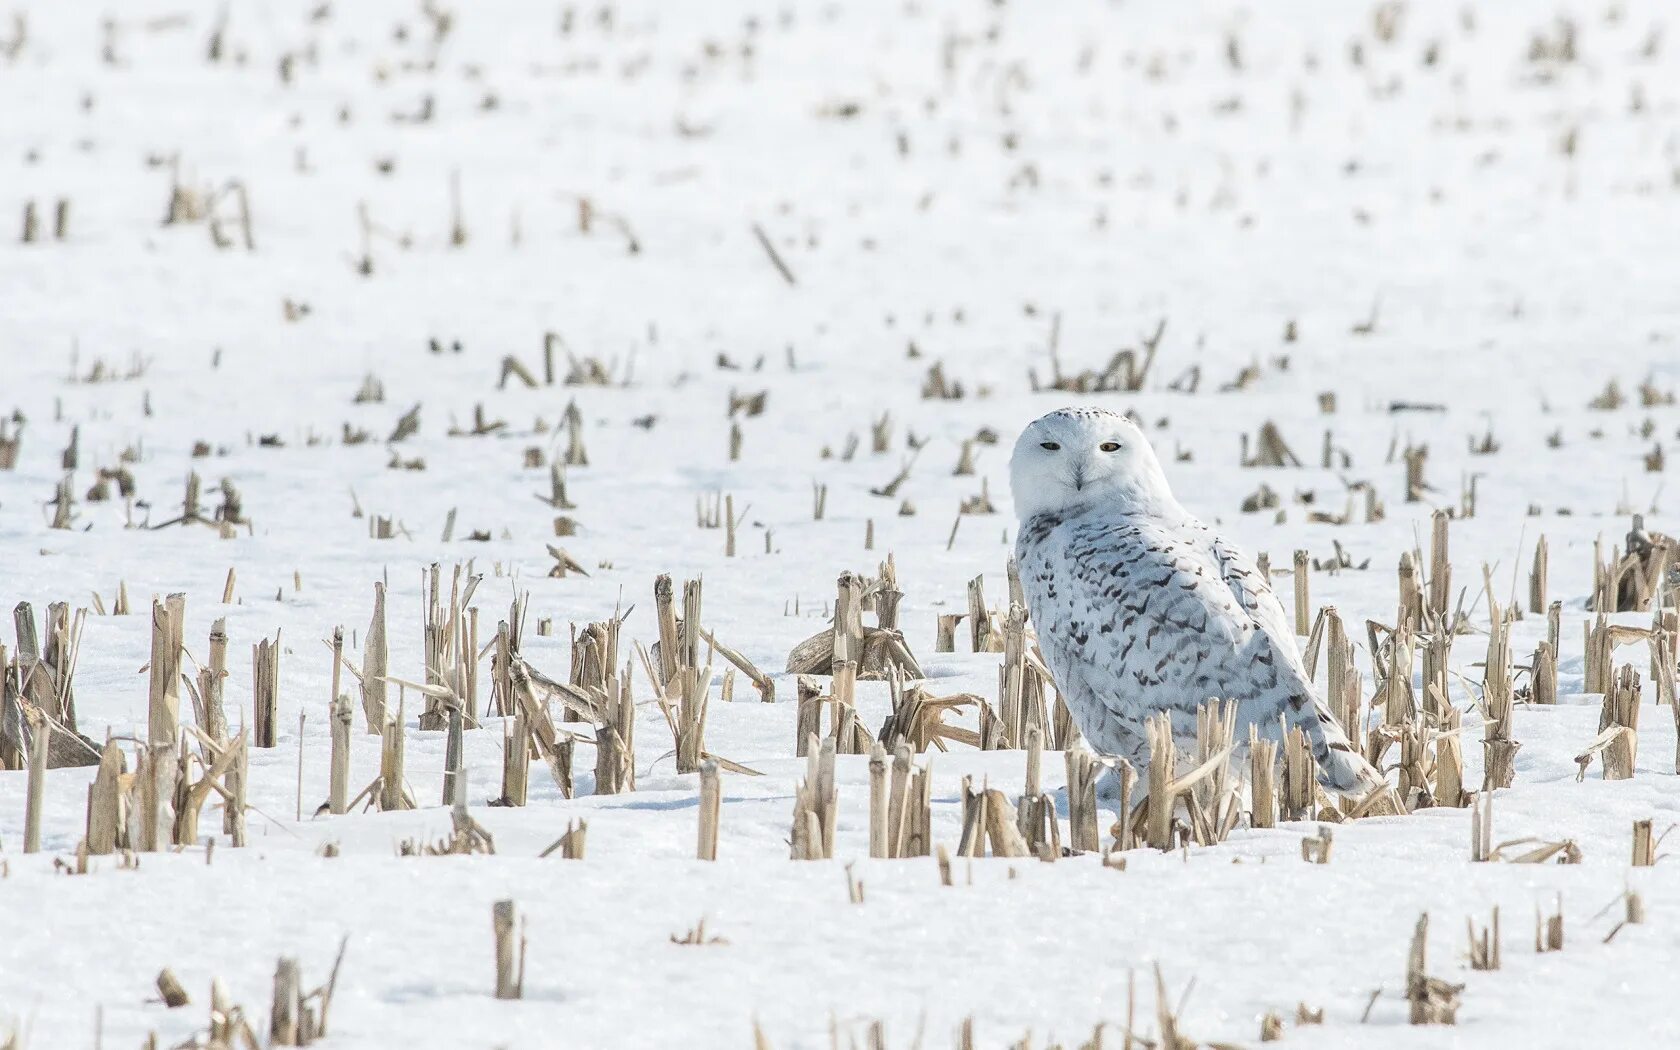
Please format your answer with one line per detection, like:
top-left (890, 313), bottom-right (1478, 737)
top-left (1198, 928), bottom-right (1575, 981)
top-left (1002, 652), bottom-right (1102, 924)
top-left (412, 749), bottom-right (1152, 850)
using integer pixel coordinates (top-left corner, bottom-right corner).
top-left (509, 661), bottom-right (577, 798)
top-left (501, 704), bottom-right (530, 806)
top-left (540, 819), bottom-right (588, 859)
top-left (982, 788), bottom-right (1030, 858)
top-left (868, 742), bottom-right (888, 859)
top-left (363, 582), bottom-right (388, 732)
top-left (1582, 615), bottom-right (1607, 695)
top-left (1421, 630), bottom-right (1450, 722)
top-left (795, 675), bottom-right (822, 757)
top-left (157, 968), bottom-right (190, 1008)
top-left (490, 617), bottom-right (516, 721)
top-left (1470, 790), bottom-right (1493, 861)
top-left (1108, 758), bottom-right (1137, 853)
top-left (1397, 551), bottom-right (1422, 632)
top-left (1066, 743), bottom-right (1101, 852)
top-left (1428, 511), bottom-right (1451, 621)
top-left (1395, 719), bottom-right (1435, 808)
top-left (253, 632), bottom-right (281, 748)
top-left (1481, 599), bottom-right (1519, 791)
top-left (1249, 726), bottom-right (1277, 829)
top-left (1595, 516), bottom-right (1677, 612)
top-left (378, 696), bottom-right (413, 811)
top-left (829, 661), bottom-right (872, 754)
top-left (23, 711), bottom-right (47, 852)
top-left (790, 737), bottom-right (837, 859)
top-left (1024, 725), bottom-right (1042, 798)
top-left (1434, 708), bottom-right (1467, 808)
top-left (135, 741), bottom-right (178, 852)
top-left (1300, 827), bottom-right (1333, 863)
top-left (956, 776), bottom-right (987, 858)
top-left (1292, 550), bottom-right (1310, 636)
top-left (562, 400), bottom-right (587, 465)
top-left (199, 618), bottom-right (229, 744)
top-left (271, 958), bottom-right (301, 1045)
top-left (1048, 681), bottom-right (1081, 751)
top-left (1280, 725), bottom-right (1315, 822)
top-left (225, 735), bottom-right (248, 844)
top-left (698, 627), bottom-right (774, 703)
top-left (148, 594), bottom-right (185, 746)
top-left (1468, 908), bottom-right (1501, 971)
top-left (1190, 699), bottom-right (1240, 842)
top-left (935, 613), bottom-right (963, 653)
top-left (668, 662), bottom-right (711, 774)
top-left (998, 604), bottom-right (1047, 748)
top-left (784, 602), bottom-right (924, 680)
top-left (1406, 914), bottom-right (1462, 1024)
top-left (1529, 536), bottom-right (1548, 614)
top-left (1536, 895), bottom-right (1564, 952)
top-left (877, 556), bottom-right (906, 629)
top-left (877, 676), bottom-right (980, 753)
top-left (967, 575), bottom-right (1000, 652)
top-left (14, 602), bottom-right (87, 736)
top-left (567, 615), bottom-right (618, 723)
top-left (886, 739), bottom-right (932, 858)
top-left (1322, 607), bottom-right (1358, 738)
top-left (0, 418), bottom-right (19, 469)
top-left (697, 758), bottom-right (721, 860)
top-left (173, 727), bottom-right (247, 845)
top-left (1380, 628), bottom-right (1417, 734)
top-left (492, 900), bottom-right (525, 1000)
top-left (1654, 626), bottom-right (1677, 710)
top-left (593, 665), bottom-right (635, 794)
top-left (833, 572), bottom-right (864, 665)
top-left (1144, 714), bottom-right (1176, 849)
top-left (418, 564), bottom-right (481, 731)
top-left (1020, 791), bottom-right (1062, 859)
top-left (1243, 421), bottom-right (1301, 467)
top-left (645, 579), bottom-right (710, 772)
top-left (328, 692), bottom-right (352, 815)
top-left (1596, 665), bottom-right (1641, 780)
top-left (86, 737), bottom-right (125, 853)
top-left (1531, 642), bottom-right (1557, 706)
top-left (1632, 819), bottom-right (1656, 867)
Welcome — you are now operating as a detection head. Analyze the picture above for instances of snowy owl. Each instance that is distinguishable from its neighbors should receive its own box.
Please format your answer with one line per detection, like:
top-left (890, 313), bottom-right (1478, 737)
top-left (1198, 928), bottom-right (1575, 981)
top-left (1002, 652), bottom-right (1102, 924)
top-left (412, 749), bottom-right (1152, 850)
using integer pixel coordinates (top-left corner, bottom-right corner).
top-left (1009, 407), bottom-right (1383, 794)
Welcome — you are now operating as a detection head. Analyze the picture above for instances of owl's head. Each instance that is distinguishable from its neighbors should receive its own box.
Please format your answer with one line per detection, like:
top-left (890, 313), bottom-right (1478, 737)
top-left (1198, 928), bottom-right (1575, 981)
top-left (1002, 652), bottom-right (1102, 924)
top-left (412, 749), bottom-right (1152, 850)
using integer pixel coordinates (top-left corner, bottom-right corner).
top-left (1009, 407), bottom-right (1175, 521)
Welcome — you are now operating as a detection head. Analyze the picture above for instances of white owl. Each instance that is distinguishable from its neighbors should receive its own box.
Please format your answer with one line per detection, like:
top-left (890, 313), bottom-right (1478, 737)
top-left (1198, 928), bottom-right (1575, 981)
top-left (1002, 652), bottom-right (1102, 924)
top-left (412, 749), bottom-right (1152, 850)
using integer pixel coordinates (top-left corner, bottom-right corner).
top-left (1009, 407), bottom-right (1383, 795)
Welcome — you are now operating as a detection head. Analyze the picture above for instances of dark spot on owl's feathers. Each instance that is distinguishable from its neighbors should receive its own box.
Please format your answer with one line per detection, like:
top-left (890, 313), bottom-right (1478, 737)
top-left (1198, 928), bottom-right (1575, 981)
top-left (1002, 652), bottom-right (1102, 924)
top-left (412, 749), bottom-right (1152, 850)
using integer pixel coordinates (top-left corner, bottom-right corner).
top-left (1021, 512), bottom-right (1065, 547)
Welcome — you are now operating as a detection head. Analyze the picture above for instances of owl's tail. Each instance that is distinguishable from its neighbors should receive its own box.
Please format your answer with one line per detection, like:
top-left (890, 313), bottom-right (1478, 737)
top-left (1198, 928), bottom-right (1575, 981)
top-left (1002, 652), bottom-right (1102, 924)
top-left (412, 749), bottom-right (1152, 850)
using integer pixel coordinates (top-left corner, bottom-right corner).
top-left (1291, 692), bottom-right (1392, 800)
top-left (1314, 736), bottom-right (1389, 797)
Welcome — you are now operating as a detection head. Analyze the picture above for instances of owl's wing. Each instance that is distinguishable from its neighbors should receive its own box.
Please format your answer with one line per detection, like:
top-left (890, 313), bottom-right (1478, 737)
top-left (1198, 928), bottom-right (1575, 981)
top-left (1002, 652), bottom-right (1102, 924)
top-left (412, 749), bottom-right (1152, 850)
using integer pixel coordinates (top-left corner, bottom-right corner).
top-left (1024, 516), bottom-right (1381, 794)
top-left (1196, 524), bottom-right (1300, 668)
top-left (1023, 517), bottom-right (1259, 765)
top-left (1199, 523), bottom-right (1384, 793)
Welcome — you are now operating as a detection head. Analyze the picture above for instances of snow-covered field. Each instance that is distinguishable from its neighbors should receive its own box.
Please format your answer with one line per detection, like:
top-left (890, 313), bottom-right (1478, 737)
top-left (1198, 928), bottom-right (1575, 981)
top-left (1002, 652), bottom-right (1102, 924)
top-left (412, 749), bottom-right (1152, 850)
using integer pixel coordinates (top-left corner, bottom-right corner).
top-left (4, 0), bottom-right (1680, 1046)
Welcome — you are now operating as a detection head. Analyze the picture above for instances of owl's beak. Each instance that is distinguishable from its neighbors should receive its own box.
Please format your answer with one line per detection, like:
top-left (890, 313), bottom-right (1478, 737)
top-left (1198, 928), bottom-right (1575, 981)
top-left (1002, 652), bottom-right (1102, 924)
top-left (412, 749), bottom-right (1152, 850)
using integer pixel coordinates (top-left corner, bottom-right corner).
top-left (1071, 464), bottom-right (1086, 491)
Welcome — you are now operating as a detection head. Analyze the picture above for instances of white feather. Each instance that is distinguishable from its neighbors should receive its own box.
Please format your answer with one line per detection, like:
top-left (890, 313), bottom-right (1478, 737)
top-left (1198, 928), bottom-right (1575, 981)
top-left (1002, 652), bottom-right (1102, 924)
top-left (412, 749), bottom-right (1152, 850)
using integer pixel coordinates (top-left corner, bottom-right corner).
top-left (1010, 407), bottom-right (1383, 794)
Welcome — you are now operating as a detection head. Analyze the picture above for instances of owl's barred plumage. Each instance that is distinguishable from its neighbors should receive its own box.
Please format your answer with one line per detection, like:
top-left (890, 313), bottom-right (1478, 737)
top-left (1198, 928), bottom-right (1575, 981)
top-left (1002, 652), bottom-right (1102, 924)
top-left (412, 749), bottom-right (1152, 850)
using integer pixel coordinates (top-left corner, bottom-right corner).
top-left (1010, 407), bottom-right (1384, 795)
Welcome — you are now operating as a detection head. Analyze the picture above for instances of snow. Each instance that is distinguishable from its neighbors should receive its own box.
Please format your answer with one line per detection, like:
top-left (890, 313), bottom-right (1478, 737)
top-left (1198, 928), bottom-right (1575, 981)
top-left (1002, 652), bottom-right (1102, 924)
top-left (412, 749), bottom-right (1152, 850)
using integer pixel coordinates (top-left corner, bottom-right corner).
top-left (3, 0), bottom-right (1680, 1046)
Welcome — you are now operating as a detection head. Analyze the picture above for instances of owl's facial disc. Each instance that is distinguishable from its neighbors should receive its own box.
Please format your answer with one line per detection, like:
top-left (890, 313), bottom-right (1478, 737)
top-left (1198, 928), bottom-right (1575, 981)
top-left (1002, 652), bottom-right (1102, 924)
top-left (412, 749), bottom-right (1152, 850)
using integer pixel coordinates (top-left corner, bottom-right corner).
top-left (1011, 408), bottom-right (1171, 521)
top-left (1030, 418), bottom-right (1124, 489)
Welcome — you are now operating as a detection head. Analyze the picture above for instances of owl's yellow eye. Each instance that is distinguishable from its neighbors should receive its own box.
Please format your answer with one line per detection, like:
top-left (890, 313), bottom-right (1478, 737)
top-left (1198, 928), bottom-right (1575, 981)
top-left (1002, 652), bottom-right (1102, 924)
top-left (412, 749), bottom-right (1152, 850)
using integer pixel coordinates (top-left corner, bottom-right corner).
top-left (1040, 442), bottom-right (1060, 451)
top-left (1099, 441), bottom-right (1122, 452)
